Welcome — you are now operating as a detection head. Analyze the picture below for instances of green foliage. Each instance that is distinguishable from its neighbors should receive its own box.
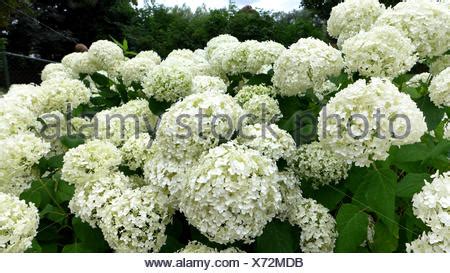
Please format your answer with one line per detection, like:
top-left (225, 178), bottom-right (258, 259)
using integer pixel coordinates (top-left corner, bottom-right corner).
top-left (255, 219), bottom-right (300, 253)
top-left (335, 204), bottom-right (369, 252)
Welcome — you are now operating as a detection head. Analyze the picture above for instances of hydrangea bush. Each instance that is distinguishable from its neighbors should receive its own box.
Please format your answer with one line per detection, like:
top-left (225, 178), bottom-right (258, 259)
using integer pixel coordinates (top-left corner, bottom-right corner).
top-left (0, 0), bottom-right (449, 253)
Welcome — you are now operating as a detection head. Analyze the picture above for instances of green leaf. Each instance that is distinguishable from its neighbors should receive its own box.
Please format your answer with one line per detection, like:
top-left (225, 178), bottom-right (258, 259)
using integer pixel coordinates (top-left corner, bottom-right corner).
top-left (62, 243), bottom-right (95, 253)
top-left (72, 217), bottom-right (110, 252)
top-left (148, 97), bottom-right (172, 116)
top-left (20, 179), bottom-right (56, 209)
top-left (401, 86), bottom-right (422, 99)
top-left (353, 166), bottom-right (398, 234)
top-left (55, 177), bottom-right (75, 203)
top-left (40, 204), bottom-right (67, 224)
top-left (90, 72), bottom-right (110, 87)
top-left (60, 134), bottom-right (85, 149)
top-left (389, 143), bottom-right (429, 163)
top-left (416, 95), bottom-right (445, 130)
top-left (335, 204), bottom-right (369, 252)
top-left (396, 173), bottom-right (430, 198)
top-left (370, 221), bottom-right (399, 253)
top-left (301, 181), bottom-right (346, 211)
top-left (255, 219), bottom-right (299, 253)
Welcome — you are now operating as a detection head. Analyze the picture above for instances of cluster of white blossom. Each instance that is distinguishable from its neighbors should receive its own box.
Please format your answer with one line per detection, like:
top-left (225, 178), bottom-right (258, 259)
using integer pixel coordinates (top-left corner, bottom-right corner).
top-left (39, 77), bottom-right (91, 113)
top-left (430, 55), bottom-right (450, 75)
top-left (178, 241), bottom-right (243, 253)
top-left (278, 180), bottom-right (337, 252)
top-left (69, 172), bottom-right (130, 227)
top-left (153, 91), bottom-right (244, 163)
top-left (290, 141), bottom-right (351, 189)
top-left (235, 85), bottom-right (275, 105)
top-left (408, 171), bottom-right (450, 252)
top-left (93, 99), bottom-right (157, 146)
top-left (327, 0), bottom-right (386, 47)
top-left (61, 139), bottom-right (122, 188)
top-left (120, 133), bottom-right (153, 171)
top-left (242, 94), bottom-right (281, 124)
top-left (179, 142), bottom-right (282, 244)
top-left (406, 73), bottom-right (431, 88)
top-left (374, 0), bottom-right (450, 59)
top-left (237, 123), bottom-right (296, 161)
top-left (272, 38), bottom-right (343, 99)
top-left (412, 171), bottom-right (450, 232)
top-left (342, 26), bottom-right (417, 78)
top-left (118, 55), bottom-right (159, 86)
top-left (191, 75), bottom-right (227, 94)
top-left (208, 38), bottom-right (285, 75)
top-left (0, 192), bottom-right (39, 253)
top-left (318, 78), bottom-right (427, 167)
top-left (61, 52), bottom-right (98, 76)
top-left (98, 185), bottom-right (172, 252)
top-left (0, 132), bottom-right (50, 195)
top-left (41, 63), bottom-right (74, 81)
top-left (88, 40), bottom-right (126, 75)
top-left (428, 67), bottom-right (450, 108)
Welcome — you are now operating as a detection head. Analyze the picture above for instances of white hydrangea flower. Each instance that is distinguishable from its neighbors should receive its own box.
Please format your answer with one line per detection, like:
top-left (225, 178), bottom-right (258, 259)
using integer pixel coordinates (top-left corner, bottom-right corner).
top-left (412, 171), bottom-right (450, 231)
top-left (242, 94), bottom-right (281, 124)
top-left (208, 41), bottom-right (239, 75)
top-left (205, 34), bottom-right (240, 60)
top-left (61, 52), bottom-right (98, 75)
top-left (99, 185), bottom-right (173, 253)
top-left (135, 50), bottom-right (161, 64)
top-left (69, 172), bottom-right (131, 227)
top-left (0, 132), bottom-right (50, 195)
top-left (342, 26), bottom-right (418, 78)
top-left (279, 183), bottom-right (337, 252)
top-left (327, 0), bottom-right (386, 46)
top-left (235, 85), bottom-right (275, 105)
top-left (318, 78), bottom-right (427, 167)
top-left (120, 133), bottom-right (153, 171)
top-left (406, 73), bottom-right (431, 88)
top-left (406, 229), bottom-right (450, 253)
top-left (143, 145), bottom-right (188, 208)
top-left (118, 57), bottom-right (158, 86)
top-left (39, 77), bottom-right (91, 113)
top-left (154, 91), bottom-right (244, 162)
top-left (290, 141), bottom-right (351, 189)
top-left (211, 40), bottom-right (285, 75)
top-left (191, 75), bottom-right (227, 94)
top-left (164, 49), bottom-right (212, 76)
top-left (178, 241), bottom-right (244, 253)
top-left (237, 123), bottom-right (296, 161)
top-left (142, 64), bottom-right (194, 102)
top-left (375, 0), bottom-right (450, 58)
top-left (272, 38), bottom-right (343, 98)
top-left (428, 67), bottom-right (450, 108)
top-left (0, 97), bottom-right (38, 139)
top-left (179, 142), bottom-right (282, 244)
top-left (430, 55), bottom-right (450, 75)
top-left (41, 63), bottom-right (74, 81)
top-left (61, 139), bottom-right (122, 188)
top-left (88, 40), bottom-right (125, 74)
top-left (93, 99), bottom-right (157, 146)
top-left (3, 84), bottom-right (43, 115)
top-left (0, 192), bottom-right (39, 253)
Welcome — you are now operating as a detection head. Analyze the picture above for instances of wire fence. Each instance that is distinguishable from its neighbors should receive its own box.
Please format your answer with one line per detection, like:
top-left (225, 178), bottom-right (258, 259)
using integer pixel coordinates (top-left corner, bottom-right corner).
top-left (0, 47), bottom-right (53, 94)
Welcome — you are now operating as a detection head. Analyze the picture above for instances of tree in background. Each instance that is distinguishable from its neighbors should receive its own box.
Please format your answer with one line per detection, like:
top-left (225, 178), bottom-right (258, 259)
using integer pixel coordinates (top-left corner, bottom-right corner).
top-left (2, 1), bottom-right (328, 60)
top-left (2, 0), bottom-right (136, 60)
